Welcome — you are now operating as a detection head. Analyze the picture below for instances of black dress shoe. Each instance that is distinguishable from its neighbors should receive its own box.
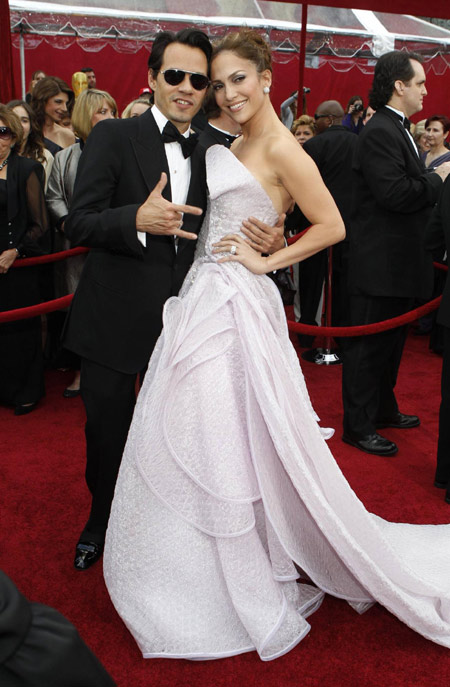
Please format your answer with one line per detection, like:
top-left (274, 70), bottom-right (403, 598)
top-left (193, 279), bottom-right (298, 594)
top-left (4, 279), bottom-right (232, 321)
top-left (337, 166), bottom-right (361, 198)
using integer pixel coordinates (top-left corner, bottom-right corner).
top-left (434, 479), bottom-right (448, 489)
top-left (376, 412), bottom-right (420, 429)
top-left (14, 401), bottom-right (38, 416)
top-left (74, 541), bottom-right (103, 571)
top-left (63, 387), bottom-right (80, 398)
top-left (342, 432), bottom-right (398, 456)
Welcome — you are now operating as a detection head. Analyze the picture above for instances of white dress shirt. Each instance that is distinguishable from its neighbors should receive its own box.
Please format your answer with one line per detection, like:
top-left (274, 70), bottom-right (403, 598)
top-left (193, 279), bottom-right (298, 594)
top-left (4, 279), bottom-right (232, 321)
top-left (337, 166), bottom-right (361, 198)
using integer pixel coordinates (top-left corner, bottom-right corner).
top-left (137, 105), bottom-right (192, 247)
top-left (385, 104), bottom-right (419, 156)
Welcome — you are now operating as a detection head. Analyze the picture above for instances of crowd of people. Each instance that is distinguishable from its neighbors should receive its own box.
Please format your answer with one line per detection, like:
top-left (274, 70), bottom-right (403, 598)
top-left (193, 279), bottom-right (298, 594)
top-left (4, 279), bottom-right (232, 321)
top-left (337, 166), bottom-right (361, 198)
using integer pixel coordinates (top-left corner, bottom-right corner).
top-left (1, 27), bottom-right (450, 677)
top-left (0, 67), bottom-right (156, 410)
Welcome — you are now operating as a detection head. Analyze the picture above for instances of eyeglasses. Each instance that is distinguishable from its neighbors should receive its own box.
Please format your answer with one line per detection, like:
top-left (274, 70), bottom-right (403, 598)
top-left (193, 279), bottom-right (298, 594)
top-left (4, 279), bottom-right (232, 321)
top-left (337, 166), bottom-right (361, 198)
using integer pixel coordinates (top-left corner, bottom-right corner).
top-left (314, 114), bottom-right (335, 121)
top-left (0, 126), bottom-right (13, 139)
top-left (160, 69), bottom-right (210, 91)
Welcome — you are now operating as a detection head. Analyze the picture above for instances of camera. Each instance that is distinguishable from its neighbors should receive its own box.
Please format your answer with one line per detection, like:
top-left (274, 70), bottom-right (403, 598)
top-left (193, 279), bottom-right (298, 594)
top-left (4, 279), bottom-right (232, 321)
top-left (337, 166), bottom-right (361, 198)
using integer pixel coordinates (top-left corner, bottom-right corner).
top-left (354, 103), bottom-right (364, 113)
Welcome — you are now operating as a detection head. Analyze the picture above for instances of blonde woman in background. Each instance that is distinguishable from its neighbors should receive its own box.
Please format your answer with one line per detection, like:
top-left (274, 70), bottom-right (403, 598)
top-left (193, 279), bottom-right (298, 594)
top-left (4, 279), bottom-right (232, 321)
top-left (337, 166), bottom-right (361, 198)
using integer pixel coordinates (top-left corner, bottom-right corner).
top-left (121, 98), bottom-right (152, 119)
top-left (291, 114), bottom-right (315, 146)
top-left (46, 88), bottom-right (117, 397)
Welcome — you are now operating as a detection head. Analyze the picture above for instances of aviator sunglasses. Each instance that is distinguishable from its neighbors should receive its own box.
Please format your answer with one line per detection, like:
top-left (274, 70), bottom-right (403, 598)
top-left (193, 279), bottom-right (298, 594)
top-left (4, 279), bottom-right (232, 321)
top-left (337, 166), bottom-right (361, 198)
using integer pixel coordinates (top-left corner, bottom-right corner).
top-left (159, 69), bottom-right (210, 91)
top-left (0, 126), bottom-right (13, 139)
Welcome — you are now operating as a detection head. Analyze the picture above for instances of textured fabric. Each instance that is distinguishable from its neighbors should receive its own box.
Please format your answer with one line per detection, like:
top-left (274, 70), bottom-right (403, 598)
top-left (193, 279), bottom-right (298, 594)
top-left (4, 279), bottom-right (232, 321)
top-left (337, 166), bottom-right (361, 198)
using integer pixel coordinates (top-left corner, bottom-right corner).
top-left (104, 145), bottom-right (450, 661)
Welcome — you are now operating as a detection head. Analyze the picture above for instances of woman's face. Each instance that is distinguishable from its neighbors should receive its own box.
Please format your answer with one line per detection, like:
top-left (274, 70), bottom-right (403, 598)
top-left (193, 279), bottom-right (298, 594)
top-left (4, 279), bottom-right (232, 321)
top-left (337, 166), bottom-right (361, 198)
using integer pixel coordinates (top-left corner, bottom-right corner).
top-left (294, 125), bottom-right (314, 146)
top-left (13, 105), bottom-right (31, 142)
top-left (91, 99), bottom-right (116, 127)
top-left (211, 51), bottom-right (271, 125)
top-left (426, 120), bottom-right (447, 149)
top-left (31, 71), bottom-right (45, 90)
top-left (418, 132), bottom-right (431, 153)
top-left (129, 102), bottom-right (151, 118)
top-left (0, 119), bottom-right (14, 161)
top-left (45, 91), bottom-right (69, 124)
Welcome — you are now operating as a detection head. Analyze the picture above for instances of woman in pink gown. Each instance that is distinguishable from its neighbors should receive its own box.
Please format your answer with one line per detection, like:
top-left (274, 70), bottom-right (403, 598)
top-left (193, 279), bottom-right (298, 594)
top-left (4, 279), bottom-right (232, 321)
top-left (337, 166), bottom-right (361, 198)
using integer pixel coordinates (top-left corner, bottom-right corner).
top-left (103, 30), bottom-right (450, 661)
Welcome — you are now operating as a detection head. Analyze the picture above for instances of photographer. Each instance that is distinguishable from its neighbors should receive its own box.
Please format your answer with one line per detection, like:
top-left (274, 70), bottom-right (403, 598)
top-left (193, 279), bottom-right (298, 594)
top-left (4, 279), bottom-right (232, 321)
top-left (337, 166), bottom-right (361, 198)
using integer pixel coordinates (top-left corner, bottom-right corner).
top-left (342, 95), bottom-right (364, 134)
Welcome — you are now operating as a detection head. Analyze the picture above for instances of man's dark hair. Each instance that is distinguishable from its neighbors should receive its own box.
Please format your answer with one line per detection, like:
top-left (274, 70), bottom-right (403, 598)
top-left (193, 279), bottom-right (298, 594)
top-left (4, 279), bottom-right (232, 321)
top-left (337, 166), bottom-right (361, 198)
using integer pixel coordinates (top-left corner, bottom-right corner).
top-left (369, 51), bottom-right (422, 110)
top-left (148, 29), bottom-right (212, 76)
top-left (202, 88), bottom-right (220, 120)
top-left (81, 67), bottom-right (95, 73)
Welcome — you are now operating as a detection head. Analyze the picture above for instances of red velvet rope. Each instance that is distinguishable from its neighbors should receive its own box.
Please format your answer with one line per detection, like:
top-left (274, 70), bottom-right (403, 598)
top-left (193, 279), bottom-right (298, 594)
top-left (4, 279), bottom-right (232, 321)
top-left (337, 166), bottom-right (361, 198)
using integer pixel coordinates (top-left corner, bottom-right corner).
top-left (12, 246), bottom-right (89, 268)
top-left (287, 295), bottom-right (442, 337)
top-left (0, 295), bottom-right (73, 323)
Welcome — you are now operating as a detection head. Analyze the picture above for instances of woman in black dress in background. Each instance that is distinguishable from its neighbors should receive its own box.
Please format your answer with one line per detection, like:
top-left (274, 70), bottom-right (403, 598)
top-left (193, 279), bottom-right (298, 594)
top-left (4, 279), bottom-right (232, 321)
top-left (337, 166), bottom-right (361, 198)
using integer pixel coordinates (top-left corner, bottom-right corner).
top-left (0, 106), bottom-right (50, 415)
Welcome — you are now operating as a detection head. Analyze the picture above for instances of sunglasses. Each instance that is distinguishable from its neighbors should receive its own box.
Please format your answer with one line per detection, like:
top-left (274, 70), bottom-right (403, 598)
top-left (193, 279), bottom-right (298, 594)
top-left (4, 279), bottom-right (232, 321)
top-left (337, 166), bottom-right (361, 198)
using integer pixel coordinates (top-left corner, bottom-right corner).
top-left (0, 126), bottom-right (13, 139)
top-left (160, 69), bottom-right (210, 91)
top-left (314, 114), bottom-right (335, 121)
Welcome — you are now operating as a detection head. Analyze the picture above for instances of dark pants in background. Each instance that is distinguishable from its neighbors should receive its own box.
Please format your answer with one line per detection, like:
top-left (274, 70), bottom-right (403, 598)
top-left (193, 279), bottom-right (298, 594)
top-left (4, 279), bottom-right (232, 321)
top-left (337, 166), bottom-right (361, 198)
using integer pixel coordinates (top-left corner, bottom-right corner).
top-left (436, 326), bottom-right (450, 489)
top-left (342, 294), bottom-right (414, 437)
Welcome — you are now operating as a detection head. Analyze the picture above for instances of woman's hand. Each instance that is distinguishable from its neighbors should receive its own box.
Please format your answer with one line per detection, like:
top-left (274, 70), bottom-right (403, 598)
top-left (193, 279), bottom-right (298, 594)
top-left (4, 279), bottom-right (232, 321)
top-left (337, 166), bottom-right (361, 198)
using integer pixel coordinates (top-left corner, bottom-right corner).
top-left (212, 234), bottom-right (269, 275)
top-left (0, 249), bottom-right (18, 274)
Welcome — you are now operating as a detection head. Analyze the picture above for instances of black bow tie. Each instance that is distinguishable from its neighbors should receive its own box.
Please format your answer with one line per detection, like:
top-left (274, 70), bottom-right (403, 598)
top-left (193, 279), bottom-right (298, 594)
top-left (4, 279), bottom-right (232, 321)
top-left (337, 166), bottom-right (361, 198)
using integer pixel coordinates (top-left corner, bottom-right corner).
top-left (161, 121), bottom-right (198, 158)
top-left (403, 118), bottom-right (411, 132)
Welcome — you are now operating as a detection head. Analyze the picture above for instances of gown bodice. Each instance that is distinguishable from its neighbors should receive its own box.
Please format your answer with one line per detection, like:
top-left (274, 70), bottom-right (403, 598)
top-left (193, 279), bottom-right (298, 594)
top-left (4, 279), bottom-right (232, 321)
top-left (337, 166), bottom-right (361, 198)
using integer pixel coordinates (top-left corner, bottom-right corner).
top-left (189, 145), bottom-right (279, 269)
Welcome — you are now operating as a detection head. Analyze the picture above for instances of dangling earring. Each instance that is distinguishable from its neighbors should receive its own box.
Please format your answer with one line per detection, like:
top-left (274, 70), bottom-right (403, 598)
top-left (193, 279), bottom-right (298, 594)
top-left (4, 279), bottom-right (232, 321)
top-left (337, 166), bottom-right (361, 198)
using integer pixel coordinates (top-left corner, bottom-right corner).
top-left (263, 86), bottom-right (270, 94)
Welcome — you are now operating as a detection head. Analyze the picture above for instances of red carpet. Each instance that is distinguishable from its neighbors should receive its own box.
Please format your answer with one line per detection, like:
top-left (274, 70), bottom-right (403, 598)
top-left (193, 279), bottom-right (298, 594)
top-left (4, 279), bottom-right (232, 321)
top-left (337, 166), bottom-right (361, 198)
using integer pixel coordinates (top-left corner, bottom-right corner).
top-left (1, 332), bottom-right (449, 687)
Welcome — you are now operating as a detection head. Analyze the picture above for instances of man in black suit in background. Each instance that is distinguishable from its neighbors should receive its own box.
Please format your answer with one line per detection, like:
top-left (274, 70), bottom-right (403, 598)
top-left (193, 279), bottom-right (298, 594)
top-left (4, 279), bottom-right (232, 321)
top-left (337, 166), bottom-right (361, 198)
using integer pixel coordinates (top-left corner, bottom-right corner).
top-left (427, 177), bottom-right (450, 504)
top-left (302, 100), bottom-right (357, 331)
top-left (342, 50), bottom-right (450, 456)
top-left (65, 29), bottom-right (284, 570)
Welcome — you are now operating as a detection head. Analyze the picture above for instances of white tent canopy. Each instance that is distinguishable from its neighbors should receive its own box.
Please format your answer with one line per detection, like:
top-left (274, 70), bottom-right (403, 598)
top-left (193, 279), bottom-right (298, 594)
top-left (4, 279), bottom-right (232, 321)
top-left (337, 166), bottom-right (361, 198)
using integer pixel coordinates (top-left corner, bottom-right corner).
top-left (10, 1), bottom-right (450, 57)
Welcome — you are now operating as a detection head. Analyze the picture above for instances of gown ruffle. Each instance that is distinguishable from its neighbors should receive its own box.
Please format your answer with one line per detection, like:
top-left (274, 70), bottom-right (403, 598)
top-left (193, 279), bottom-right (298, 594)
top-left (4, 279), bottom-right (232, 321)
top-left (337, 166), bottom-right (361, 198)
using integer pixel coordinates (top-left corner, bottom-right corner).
top-left (103, 145), bottom-right (450, 660)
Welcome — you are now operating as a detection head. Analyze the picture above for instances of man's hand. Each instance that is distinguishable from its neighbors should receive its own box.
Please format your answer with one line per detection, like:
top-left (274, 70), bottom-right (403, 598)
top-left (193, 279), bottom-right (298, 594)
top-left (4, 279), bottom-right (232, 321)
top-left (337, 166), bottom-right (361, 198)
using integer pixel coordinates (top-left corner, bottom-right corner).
top-left (0, 249), bottom-right (18, 274)
top-left (434, 162), bottom-right (450, 182)
top-left (241, 213), bottom-right (286, 254)
top-left (136, 172), bottom-right (203, 240)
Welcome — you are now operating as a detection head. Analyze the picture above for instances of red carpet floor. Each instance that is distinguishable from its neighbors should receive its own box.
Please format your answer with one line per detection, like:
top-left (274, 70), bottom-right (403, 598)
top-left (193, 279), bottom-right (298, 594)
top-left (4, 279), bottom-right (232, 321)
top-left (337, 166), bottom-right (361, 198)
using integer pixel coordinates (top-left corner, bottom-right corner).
top-left (1, 332), bottom-right (449, 687)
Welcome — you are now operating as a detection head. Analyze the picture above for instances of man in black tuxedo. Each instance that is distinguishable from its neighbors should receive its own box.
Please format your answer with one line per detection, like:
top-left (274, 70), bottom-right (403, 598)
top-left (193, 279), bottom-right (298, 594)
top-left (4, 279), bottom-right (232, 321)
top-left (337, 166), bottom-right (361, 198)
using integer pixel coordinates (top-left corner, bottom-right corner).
top-left (65, 29), bottom-right (284, 570)
top-left (64, 29), bottom-right (212, 570)
top-left (427, 177), bottom-right (450, 504)
top-left (342, 50), bottom-right (450, 456)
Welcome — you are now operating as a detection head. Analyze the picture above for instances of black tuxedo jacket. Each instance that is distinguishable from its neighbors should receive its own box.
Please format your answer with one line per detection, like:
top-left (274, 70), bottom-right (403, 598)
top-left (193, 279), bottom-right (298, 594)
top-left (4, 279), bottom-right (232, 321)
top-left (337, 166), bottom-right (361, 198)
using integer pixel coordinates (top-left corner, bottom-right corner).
top-left (427, 175), bottom-right (450, 328)
top-left (198, 123), bottom-right (236, 150)
top-left (64, 109), bottom-right (206, 374)
top-left (303, 125), bottom-right (356, 235)
top-left (349, 106), bottom-right (442, 300)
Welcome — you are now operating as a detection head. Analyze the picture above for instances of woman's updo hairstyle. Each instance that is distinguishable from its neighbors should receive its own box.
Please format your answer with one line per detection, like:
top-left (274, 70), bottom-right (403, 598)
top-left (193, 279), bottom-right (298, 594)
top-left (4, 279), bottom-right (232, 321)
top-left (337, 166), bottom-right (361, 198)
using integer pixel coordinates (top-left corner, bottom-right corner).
top-left (212, 29), bottom-right (272, 74)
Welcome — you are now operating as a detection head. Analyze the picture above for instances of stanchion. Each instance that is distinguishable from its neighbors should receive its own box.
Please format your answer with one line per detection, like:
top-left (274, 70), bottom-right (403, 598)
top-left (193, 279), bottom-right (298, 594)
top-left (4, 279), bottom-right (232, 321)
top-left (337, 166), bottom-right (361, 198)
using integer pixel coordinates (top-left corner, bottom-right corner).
top-left (301, 246), bottom-right (341, 365)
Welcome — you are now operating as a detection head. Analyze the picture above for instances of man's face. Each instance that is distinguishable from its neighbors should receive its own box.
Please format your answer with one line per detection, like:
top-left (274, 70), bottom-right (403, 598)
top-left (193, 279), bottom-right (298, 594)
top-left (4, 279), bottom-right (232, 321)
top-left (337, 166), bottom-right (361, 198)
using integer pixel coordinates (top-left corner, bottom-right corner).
top-left (148, 42), bottom-right (208, 133)
top-left (399, 60), bottom-right (427, 118)
top-left (314, 112), bottom-right (331, 134)
top-left (86, 71), bottom-right (96, 89)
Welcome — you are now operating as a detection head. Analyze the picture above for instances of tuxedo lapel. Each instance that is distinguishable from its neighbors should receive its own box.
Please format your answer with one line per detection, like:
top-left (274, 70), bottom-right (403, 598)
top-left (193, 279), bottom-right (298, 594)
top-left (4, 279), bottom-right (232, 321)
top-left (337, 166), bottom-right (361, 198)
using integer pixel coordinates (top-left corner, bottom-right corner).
top-left (130, 110), bottom-right (172, 202)
top-left (380, 107), bottom-right (423, 169)
top-left (177, 145), bottom-right (207, 254)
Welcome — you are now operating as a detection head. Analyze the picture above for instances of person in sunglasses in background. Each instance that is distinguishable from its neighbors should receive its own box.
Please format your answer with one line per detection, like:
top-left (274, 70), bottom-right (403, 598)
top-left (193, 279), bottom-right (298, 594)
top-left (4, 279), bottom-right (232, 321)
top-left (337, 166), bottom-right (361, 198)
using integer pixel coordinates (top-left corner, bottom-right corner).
top-left (64, 28), bottom-right (284, 572)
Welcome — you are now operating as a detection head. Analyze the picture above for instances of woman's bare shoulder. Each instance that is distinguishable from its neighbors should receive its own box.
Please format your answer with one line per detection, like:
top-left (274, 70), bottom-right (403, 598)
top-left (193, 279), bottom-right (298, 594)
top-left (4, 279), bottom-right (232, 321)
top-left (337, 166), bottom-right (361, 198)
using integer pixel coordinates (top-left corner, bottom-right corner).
top-left (54, 125), bottom-right (76, 148)
top-left (266, 127), bottom-right (313, 173)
